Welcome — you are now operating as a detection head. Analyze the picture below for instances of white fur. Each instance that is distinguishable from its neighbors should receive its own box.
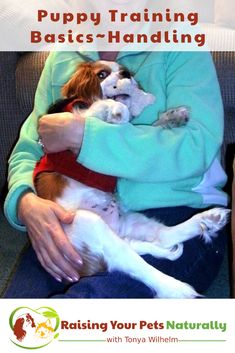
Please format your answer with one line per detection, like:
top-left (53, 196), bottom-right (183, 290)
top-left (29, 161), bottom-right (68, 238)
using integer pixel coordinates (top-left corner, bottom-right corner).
top-left (57, 177), bottom-right (229, 298)
top-left (83, 99), bottom-right (130, 124)
top-left (55, 62), bottom-right (229, 298)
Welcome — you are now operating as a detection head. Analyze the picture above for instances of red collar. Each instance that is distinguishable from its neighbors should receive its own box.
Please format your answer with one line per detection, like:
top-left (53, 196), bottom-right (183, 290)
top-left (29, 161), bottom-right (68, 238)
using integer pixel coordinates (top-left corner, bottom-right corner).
top-left (34, 99), bottom-right (117, 193)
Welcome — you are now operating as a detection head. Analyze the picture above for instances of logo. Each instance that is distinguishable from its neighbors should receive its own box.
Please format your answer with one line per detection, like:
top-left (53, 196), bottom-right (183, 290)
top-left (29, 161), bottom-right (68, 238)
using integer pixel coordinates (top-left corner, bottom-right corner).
top-left (9, 306), bottom-right (60, 349)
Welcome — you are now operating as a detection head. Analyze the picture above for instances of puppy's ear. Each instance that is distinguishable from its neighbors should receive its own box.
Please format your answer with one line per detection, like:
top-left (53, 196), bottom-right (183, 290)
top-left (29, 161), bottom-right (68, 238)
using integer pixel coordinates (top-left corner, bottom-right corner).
top-left (62, 62), bottom-right (102, 101)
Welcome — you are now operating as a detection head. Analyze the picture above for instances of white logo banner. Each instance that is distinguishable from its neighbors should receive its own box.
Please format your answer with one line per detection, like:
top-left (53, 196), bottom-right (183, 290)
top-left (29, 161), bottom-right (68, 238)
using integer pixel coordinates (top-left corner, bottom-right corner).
top-left (1, 299), bottom-right (235, 353)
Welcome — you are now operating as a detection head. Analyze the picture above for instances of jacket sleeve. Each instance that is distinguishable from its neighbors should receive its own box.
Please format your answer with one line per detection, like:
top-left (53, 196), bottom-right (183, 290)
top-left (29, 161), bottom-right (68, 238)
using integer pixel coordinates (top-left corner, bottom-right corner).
top-left (4, 52), bottom-right (56, 230)
top-left (78, 52), bottom-right (224, 183)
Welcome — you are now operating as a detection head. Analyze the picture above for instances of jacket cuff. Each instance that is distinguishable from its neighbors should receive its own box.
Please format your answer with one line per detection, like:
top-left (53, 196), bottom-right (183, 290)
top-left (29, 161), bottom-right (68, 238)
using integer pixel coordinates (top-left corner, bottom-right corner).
top-left (4, 184), bottom-right (35, 232)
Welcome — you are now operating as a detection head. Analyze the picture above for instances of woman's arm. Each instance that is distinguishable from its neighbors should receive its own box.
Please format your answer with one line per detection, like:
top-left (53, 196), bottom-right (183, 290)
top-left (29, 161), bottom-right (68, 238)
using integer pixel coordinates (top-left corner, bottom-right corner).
top-left (75, 52), bottom-right (224, 183)
top-left (4, 52), bottom-right (83, 282)
top-left (4, 52), bottom-right (55, 229)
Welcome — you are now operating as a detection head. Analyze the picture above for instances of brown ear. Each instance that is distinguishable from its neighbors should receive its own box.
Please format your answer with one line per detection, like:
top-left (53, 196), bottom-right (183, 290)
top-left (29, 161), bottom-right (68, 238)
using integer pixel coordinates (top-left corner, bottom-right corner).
top-left (62, 62), bottom-right (102, 101)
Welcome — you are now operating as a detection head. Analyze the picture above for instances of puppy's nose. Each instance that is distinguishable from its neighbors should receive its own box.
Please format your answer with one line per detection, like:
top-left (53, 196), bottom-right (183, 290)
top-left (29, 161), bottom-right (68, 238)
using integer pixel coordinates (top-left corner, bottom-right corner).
top-left (119, 69), bottom-right (131, 79)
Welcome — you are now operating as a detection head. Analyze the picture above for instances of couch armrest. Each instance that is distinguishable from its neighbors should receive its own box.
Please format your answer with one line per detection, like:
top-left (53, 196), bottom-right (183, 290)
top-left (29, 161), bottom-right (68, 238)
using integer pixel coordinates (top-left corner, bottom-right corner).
top-left (0, 52), bottom-right (22, 195)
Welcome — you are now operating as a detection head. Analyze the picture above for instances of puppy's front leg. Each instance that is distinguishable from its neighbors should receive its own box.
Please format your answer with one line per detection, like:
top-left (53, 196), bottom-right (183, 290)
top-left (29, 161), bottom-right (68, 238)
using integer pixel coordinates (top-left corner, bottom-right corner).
top-left (153, 106), bottom-right (190, 128)
top-left (64, 209), bottom-right (198, 298)
top-left (83, 99), bottom-right (130, 124)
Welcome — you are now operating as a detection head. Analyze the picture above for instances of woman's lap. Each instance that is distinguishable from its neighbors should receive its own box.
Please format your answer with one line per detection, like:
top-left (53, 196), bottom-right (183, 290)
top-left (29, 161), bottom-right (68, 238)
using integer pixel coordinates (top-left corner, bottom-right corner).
top-left (4, 206), bottom-right (226, 298)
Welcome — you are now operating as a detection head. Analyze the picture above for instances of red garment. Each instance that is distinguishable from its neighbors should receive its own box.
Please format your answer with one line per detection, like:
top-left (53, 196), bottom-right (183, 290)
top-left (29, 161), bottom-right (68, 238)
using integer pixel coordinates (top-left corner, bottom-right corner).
top-left (62, 98), bottom-right (92, 112)
top-left (34, 99), bottom-right (117, 193)
top-left (34, 151), bottom-right (117, 193)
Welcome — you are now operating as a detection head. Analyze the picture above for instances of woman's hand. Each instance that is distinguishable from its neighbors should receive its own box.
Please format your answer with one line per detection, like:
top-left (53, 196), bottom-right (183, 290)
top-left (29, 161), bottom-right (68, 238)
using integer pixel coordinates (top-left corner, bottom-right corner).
top-left (38, 112), bottom-right (85, 155)
top-left (18, 192), bottom-right (83, 283)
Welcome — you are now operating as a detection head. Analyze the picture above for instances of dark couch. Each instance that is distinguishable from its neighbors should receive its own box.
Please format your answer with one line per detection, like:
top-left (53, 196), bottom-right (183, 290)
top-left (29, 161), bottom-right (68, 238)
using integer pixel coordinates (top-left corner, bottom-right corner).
top-left (0, 52), bottom-right (234, 297)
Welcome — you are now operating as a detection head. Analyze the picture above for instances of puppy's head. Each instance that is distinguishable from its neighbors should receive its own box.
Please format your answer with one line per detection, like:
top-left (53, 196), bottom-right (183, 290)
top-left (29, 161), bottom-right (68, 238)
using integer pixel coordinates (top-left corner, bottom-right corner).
top-left (62, 61), bottom-right (131, 101)
top-left (62, 60), bottom-right (155, 116)
top-left (62, 61), bottom-right (117, 102)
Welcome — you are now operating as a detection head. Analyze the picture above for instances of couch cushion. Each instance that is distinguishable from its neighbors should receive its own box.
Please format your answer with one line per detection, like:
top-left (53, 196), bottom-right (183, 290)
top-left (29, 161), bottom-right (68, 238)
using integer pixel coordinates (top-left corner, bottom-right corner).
top-left (16, 52), bottom-right (49, 117)
top-left (212, 52), bottom-right (235, 112)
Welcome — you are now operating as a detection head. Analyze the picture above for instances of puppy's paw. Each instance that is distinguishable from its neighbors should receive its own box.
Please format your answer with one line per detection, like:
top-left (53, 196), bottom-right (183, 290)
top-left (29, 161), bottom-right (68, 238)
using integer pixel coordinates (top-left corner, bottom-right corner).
top-left (155, 278), bottom-right (200, 299)
top-left (196, 208), bottom-right (230, 243)
top-left (108, 102), bottom-right (130, 124)
top-left (154, 106), bottom-right (190, 128)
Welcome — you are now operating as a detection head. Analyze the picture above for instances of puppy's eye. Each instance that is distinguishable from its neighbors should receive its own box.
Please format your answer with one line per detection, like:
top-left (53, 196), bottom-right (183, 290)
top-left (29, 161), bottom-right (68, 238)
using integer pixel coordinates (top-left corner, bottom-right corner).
top-left (97, 70), bottom-right (109, 80)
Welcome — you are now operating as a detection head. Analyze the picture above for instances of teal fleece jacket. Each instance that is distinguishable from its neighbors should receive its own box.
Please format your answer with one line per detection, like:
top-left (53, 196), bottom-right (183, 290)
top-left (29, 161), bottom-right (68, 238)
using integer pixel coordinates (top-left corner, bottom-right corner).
top-left (4, 51), bottom-right (228, 231)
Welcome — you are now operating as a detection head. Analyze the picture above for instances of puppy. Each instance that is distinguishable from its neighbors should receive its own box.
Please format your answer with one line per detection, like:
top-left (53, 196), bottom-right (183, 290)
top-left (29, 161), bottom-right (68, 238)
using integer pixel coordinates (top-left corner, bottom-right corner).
top-left (34, 60), bottom-right (229, 298)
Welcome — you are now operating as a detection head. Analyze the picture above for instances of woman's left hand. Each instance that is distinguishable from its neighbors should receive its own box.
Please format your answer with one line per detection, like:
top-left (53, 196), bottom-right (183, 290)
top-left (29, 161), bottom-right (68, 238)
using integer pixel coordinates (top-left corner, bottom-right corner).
top-left (38, 112), bottom-right (85, 155)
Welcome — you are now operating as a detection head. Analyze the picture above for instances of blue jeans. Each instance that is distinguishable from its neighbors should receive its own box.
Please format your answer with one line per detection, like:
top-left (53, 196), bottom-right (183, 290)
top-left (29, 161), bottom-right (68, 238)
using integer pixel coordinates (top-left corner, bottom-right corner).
top-left (4, 207), bottom-right (227, 298)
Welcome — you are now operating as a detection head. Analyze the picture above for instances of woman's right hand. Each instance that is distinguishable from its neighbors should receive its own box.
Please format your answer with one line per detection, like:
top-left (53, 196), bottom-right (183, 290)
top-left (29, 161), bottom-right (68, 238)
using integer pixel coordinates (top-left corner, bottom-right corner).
top-left (38, 112), bottom-right (84, 156)
top-left (18, 192), bottom-right (83, 283)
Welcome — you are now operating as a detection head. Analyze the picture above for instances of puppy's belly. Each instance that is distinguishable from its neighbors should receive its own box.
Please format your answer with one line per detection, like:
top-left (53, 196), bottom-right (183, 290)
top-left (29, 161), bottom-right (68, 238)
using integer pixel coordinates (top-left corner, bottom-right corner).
top-left (80, 198), bottom-right (120, 233)
top-left (55, 177), bottom-right (121, 233)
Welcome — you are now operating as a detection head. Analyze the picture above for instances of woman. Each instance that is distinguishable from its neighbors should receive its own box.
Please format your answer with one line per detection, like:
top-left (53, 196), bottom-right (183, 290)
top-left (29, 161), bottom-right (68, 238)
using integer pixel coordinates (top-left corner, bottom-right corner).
top-left (4, 50), bottom-right (228, 298)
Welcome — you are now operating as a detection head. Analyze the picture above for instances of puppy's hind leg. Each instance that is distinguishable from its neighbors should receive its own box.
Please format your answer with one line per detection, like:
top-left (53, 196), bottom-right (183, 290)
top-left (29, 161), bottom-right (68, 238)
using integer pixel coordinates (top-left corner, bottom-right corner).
top-left (120, 212), bottom-right (183, 260)
top-left (64, 210), bottom-right (199, 298)
top-left (156, 208), bottom-right (230, 248)
top-left (128, 240), bottom-right (184, 261)
top-left (120, 208), bottom-right (230, 250)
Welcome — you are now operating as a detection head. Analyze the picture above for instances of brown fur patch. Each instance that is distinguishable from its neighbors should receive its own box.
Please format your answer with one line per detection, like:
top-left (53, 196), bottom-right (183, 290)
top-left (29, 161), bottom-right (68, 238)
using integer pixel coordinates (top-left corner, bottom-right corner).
top-left (62, 62), bottom-right (112, 101)
top-left (78, 243), bottom-right (107, 277)
top-left (62, 62), bottom-right (101, 100)
top-left (35, 176), bottom-right (107, 276)
top-left (34, 172), bottom-right (68, 201)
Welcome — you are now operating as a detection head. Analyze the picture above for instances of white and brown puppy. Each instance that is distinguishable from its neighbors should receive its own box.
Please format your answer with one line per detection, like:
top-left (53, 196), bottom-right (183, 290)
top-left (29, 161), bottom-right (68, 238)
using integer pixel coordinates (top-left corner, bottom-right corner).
top-left (35, 61), bottom-right (229, 298)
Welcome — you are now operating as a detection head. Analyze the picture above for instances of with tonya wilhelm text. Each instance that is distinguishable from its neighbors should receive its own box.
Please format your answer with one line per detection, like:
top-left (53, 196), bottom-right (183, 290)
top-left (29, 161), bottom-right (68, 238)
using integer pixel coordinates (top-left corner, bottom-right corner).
top-left (31, 8), bottom-right (206, 47)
